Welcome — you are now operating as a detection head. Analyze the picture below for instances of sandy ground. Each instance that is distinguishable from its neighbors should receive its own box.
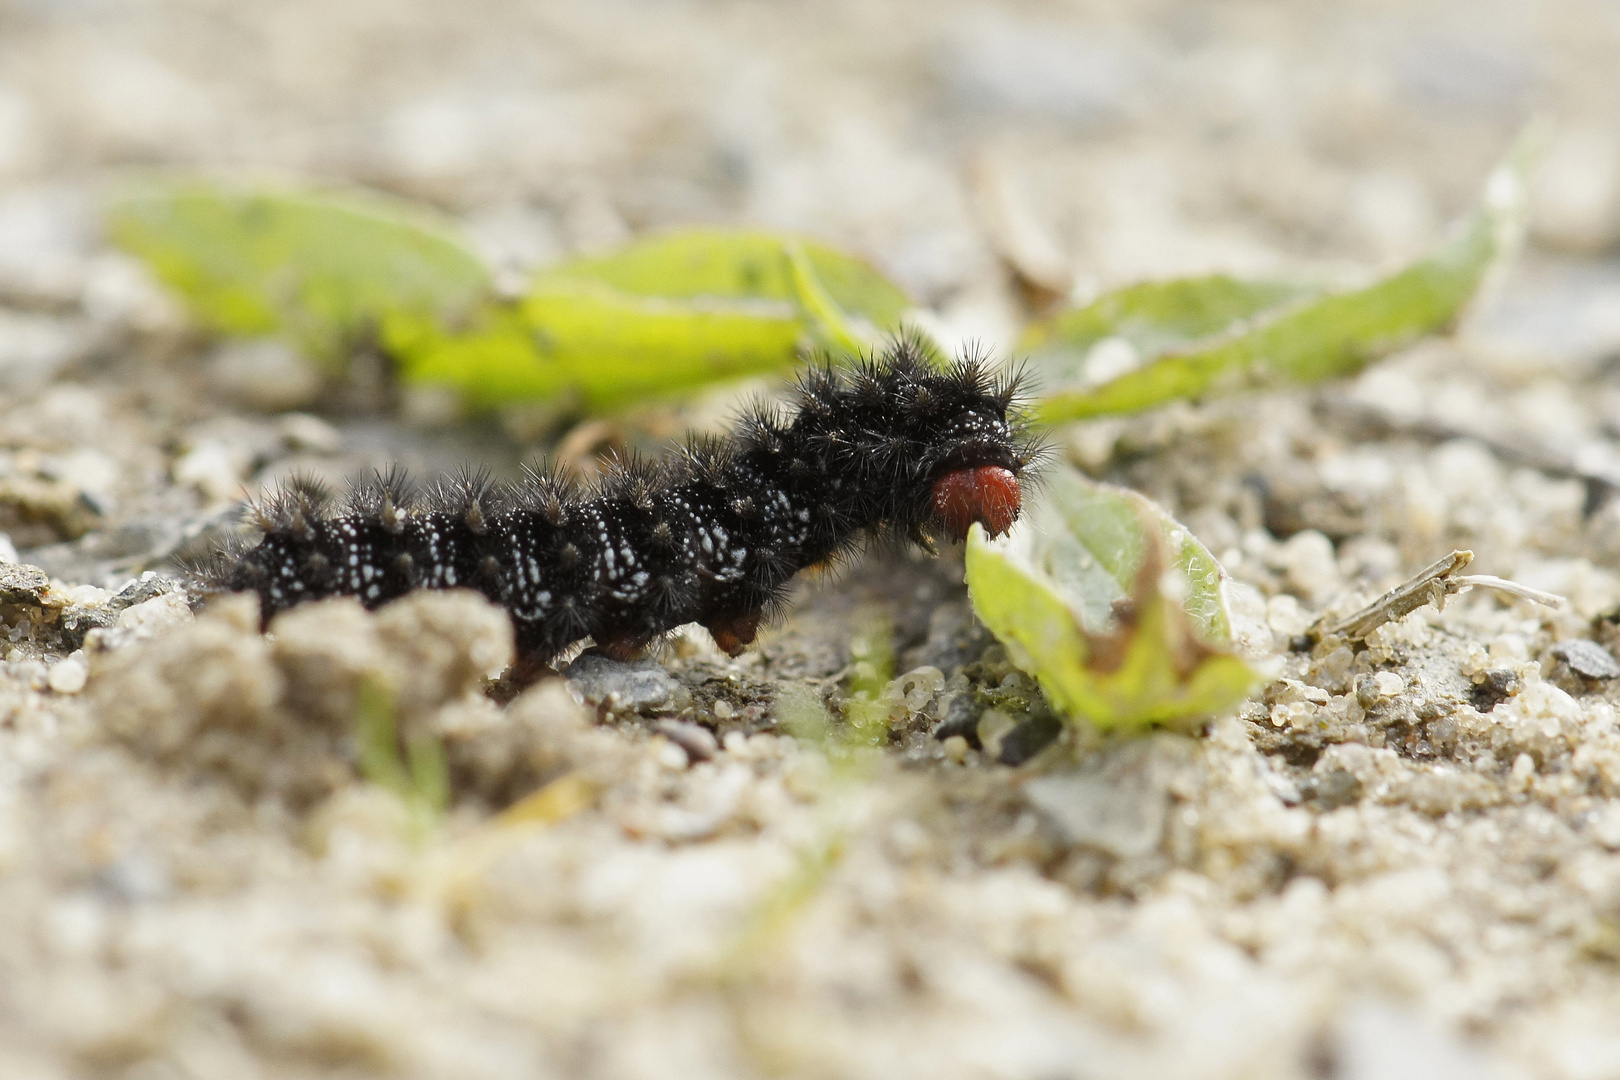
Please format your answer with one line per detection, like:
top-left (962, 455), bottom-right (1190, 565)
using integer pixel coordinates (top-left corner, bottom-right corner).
top-left (7, 1), bottom-right (1620, 1077)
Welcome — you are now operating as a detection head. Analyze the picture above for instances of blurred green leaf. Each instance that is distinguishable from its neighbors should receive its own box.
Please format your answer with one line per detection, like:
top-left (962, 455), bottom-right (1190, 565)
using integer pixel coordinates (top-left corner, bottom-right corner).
top-left (1021, 276), bottom-right (1316, 363)
top-left (108, 181), bottom-right (489, 369)
top-left (389, 228), bottom-right (912, 409)
top-left (110, 184), bottom-right (916, 409)
top-left (782, 238), bottom-right (869, 355)
top-left (965, 467), bottom-right (1260, 732)
top-left (354, 675), bottom-right (449, 839)
top-left (382, 283), bottom-right (807, 410)
top-left (1031, 144), bottom-right (1529, 423)
top-left (537, 228), bottom-right (911, 330)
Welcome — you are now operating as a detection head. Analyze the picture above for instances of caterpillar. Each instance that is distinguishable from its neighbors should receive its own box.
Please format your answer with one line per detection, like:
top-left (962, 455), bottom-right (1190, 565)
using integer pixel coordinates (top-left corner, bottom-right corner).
top-left (205, 342), bottom-right (1040, 672)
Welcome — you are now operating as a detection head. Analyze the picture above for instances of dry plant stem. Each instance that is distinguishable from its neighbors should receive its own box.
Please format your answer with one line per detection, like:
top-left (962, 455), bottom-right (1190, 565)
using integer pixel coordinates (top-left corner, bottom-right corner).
top-left (966, 154), bottom-right (1073, 306)
top-left (1309, 549), bottom-right (1565, 644)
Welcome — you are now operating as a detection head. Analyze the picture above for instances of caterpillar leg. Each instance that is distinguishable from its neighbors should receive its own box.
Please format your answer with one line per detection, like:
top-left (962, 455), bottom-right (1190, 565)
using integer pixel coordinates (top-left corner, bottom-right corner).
top-left (595, 632), bottom-right (655, 663)
top-left (485, 650), bottom-right (562, 704)
top-left (705, 610), bottom-right (762, 656)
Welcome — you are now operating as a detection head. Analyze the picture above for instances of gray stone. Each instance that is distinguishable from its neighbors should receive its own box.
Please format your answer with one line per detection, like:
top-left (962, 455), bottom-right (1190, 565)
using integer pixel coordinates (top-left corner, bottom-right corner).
top-left (908, 601), bottom-right (994, 675)
top-left (1552, 639), bottom-right (1620, 680)
top-left (0, 187), bottom-right (94, 308)
top-left (1022, 738), bottom-right (1181, 859)
top-left (207, 338), bottom-right (324, 412)
top-left (0, 563), bottom-right (49, 607)
top-left (0, 311), bottom-right (96, 391)
top-left (566, 654), bottom-right (682, 713)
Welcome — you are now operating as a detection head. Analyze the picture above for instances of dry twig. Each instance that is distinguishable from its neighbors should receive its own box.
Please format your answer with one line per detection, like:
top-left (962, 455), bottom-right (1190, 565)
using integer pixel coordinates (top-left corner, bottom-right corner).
top-left (1310, 549), bottom-right (1564, 643)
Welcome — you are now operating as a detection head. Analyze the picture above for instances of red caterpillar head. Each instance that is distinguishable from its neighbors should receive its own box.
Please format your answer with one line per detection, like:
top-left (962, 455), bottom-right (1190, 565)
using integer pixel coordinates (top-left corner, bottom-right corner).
top-left (905, 355), bottom-right (1035, 542)
top-left (931, 464), bottom-right (1022, 540)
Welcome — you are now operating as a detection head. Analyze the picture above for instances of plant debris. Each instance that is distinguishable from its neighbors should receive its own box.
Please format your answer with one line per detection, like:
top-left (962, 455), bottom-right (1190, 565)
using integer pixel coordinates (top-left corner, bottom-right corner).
top-left (1310, 549), bottom-right (1564, 643)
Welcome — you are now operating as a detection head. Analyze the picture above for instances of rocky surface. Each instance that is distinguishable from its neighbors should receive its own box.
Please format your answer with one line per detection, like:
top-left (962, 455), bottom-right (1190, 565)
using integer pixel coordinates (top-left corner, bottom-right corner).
top-left (4, 1), bottom-right (1620, 1078)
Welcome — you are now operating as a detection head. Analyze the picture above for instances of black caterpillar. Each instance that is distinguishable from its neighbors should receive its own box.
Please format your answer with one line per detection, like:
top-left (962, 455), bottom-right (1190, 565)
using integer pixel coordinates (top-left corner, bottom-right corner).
top-left (206, 343), bottom-right (1039, 671)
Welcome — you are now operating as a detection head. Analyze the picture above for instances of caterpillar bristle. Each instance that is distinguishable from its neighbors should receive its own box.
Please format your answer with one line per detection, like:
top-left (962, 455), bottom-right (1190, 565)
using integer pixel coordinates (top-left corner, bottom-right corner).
top-left (432, 464), bottom-right (500, 533)
top-left (345, 465), bottom-right (418, 533)
top-left (182, 536), bottom-right (250, 590)
top-left (597, 452), bottom-right (660, 511)
top-left (1012, 432), bottom-right (1056, 489)
top-left (513, 463), bottom-right (575, 525)
top-left (795, 365), bottom-right (839, 417)
top-left (675, 435), bottom-right (733, 489)
top-left (282, 473), bottom-right (334, 513)
top-left (852, 365), bottom-right (886, 407)
top-left (735, 404), bottom-right (788, 456)
top-left (891, 328), bottom-right (942, 369)
top-left (201, 344), bottom-right (1037, 669)
top-left (260, 473), bottom-right (332, 540)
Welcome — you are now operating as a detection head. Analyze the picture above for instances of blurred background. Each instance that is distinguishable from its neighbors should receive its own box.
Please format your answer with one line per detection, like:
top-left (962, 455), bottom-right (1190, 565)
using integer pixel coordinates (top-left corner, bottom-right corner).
top-left (2, 0), bottom-right (1615, 354)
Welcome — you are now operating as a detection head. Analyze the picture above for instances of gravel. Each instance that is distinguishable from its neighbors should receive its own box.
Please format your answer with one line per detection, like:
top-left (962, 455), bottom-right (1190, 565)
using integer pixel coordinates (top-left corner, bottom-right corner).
top-left (2, 1), bottom-right (1620, 1078)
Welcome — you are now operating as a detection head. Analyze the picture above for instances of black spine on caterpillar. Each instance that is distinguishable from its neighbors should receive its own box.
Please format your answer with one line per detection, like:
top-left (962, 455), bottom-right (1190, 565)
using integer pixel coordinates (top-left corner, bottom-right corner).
top-left (204, 342), bottom-right (1043, 665)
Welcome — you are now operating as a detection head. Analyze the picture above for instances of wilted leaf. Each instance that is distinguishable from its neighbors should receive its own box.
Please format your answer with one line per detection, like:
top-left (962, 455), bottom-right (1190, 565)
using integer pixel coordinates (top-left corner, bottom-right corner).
top-left (1031, 144), bottom-right (1529, 423)
top-left (965, 466), bottom-right (1261, 732)
top-left (108, 181), bottom-right (489, 369)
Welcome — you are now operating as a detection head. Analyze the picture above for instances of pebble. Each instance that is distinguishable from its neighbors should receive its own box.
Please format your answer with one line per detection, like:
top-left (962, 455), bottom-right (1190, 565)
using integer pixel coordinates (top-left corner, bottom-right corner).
top-left (934, 693), bottom-right (981, 742)
top-left (1376, 672), bottom-right (1407, 696)
top-left (113, 592), bottom-right (193, 640)
top-left (1358, 671), bottom-right (1405, 708)
top-left (1531, 126), bottom-right (1620, 252)
top-left (975, 707), bottom-right (1016, 759)
top-left (207, 338), bottom-right (324, 412)
top-left (1276, 529), bottom-right (1340, 602)
top-left (1334, 1000), bottom-right (1510, 1080)
top-left (1550, 639), bottom-right (1620, 680)
top-left (1266, 594), bottom-right (1311, 637)
top-left (275, 412), bottom-right (343, 455)
top-left (1588, 801), bottom-right (1620, 850)
top-left (1022, 740), bottom-right (1173, 859)
top-left (0, 562), bottom-right (48, 606)
top-left (0, 186), bottom-right (93, 307)
top-left (47, 655), bottom-right (87, 694)
top-left (171, 439), bottom-right (251, 502)
top-left (1310, 645), bottom-right (1356, 695)
top-left (654, 720), bottom-right (719, 763)
top-left (566, 654), bottom-right (682, 713)
top-left (0, 310), bottom-right (95, 392)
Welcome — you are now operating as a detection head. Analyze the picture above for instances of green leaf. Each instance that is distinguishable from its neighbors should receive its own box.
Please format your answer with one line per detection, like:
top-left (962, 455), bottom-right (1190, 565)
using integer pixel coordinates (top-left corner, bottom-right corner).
top-left (965, 466), bottom-right (1261, 732)
top-left (388, 228), bottom-right (915, 409)
top-left (1020, 276), bottom-right (1317, 365)
top-left (107, 181), bottom-right (489, 369)
top-left (1031, 143), bottom-right (1530, 423)
top-left (782, 238), bottom-right (869, 355)
top-left (382, 282), bottom-right (807, 410)
top-left (535, 228), bottom-right (911, 331)
top-left (110, 182), bottom-right (917, 409)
